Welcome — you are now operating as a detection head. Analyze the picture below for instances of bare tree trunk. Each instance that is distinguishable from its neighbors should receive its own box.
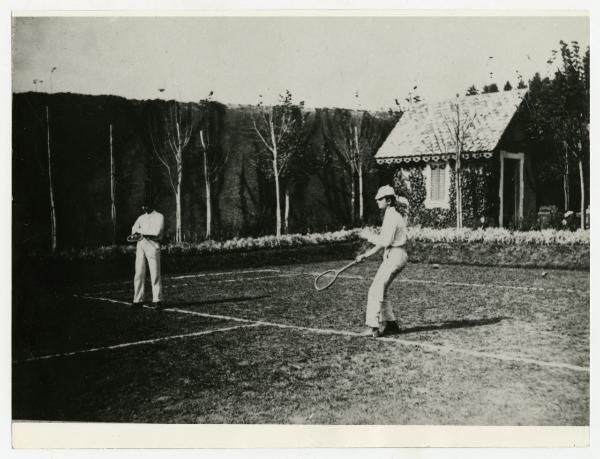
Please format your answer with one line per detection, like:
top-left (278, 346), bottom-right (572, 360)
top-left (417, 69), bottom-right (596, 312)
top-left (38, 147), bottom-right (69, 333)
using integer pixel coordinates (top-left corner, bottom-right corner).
top-left (354, 125), bottom-right (364, 222)
top-left (200, 131), bottom-right (212, 239)
top-left (46, 106), bottom-right (57, 252)
top-left (578, 158), bottom-right (585, 230)
top-left (269, 120), bottom-right (282, 237)
top-left (358, 162), bottom-right (364, 222)
top-left (274, 161), bottom-right (282, 237)
top-left (455, 155), bottom-right (462, 229)
top-left (350, 177), bottom-right (356, 224)
top-left (109, 123), bottom-right (116, 244)
top-left (175, 119), bottom-right (183, 243)
top-left (563, 147), bottom-right (570, 212)
top-left (284, 184), bottom-right (290, 234)
top-left (459, 174), bottom-right (463, 228)
top-left (176, 170), bottom-right (182, 243)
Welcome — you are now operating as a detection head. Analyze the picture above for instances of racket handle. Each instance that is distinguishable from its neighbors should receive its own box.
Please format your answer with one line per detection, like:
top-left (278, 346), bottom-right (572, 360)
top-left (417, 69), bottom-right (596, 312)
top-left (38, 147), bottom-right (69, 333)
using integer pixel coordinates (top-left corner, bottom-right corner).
top-left (339, 260), bottom-right (358, 273)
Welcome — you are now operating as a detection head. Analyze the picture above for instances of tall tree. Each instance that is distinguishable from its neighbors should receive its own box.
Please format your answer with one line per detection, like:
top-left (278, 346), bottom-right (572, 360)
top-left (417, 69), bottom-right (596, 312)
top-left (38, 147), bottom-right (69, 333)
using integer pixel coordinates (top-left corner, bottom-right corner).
top-left (503, 81), bottom-right (513, 91)
top-left (46, 104), bottom-right (57, 252)
top-left (251, 90), bottom-right (305, 237)
top-left (524, 72), bottom-right (570, 209)
top-left (323, 108), bottom-right (364, 223)
top-left (33, 71), bottom-right (58, 252)
top-left (277, 110), bottom-right (314, 233)
top-left (525, 41), bottom-right (590, 228)
top-left (357, 112), bottom-right (390, 213)
top-left (149, 100), bottom-right (196, 243)
top-left (422, 96), bottom-right (477, 228)
top-left (197, 96), bottom-right (228, 239)
top-left (109, 123), bottom-right (116, 244)
top-left (465, 84), bottom-right (479, 96)
top-left (482, 83), bottom-right (499, 94)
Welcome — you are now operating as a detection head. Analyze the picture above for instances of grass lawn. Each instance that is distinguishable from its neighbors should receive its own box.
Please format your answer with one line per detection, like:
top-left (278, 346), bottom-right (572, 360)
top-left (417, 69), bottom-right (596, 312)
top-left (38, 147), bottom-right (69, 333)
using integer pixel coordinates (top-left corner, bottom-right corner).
top-left (12, 260), bottom-right (589, 425)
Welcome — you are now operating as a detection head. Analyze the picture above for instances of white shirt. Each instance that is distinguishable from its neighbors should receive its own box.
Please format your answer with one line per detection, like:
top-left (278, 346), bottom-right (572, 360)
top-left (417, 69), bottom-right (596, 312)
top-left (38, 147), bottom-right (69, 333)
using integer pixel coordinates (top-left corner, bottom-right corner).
top-left (131, 210), bottom-right (165, 239)
top-left (368, 207), bottom-right (407, 248)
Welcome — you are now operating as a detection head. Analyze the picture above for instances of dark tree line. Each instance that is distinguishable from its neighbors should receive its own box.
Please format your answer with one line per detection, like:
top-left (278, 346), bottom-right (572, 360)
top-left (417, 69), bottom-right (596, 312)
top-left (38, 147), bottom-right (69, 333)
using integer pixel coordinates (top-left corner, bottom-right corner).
top-left (464, 41), bottom-right (589, 228)
top-left (13, 91), bottom-right (394, 252)
top-left (524, 41), bottom-right (590, 228)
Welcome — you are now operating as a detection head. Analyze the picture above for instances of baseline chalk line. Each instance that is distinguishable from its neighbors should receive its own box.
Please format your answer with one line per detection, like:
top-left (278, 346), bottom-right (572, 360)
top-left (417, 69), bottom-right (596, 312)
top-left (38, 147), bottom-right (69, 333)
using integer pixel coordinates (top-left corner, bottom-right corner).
top-left (72, 295), bottom-right (589, 373)
top-left (14, 322), bottom-right (262, 364)
top-left (81, 269), bottom-right (282, 290)
top-left (86, 273), bottom-right (304, 296)
top-left (170, 269), bottom-right (280, 280)
top-left (301, 271), bottom-right (586, 295)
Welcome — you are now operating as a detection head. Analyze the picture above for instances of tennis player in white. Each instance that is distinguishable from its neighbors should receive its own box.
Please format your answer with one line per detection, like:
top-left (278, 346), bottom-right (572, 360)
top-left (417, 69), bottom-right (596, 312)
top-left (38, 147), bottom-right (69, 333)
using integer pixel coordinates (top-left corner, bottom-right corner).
top-left (130, 199), bottom-right (165, 310)
top-left (356, 185), bottom-right (409, 337)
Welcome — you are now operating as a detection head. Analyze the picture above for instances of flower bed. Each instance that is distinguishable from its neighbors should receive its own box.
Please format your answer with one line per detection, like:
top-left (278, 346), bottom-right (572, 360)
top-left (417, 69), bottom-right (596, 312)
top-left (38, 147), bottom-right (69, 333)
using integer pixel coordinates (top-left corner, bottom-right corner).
top-left (54, 229), bottom-right (360, 261)
top-left (406, 227), bottom-right (590, 245)
top-left (404, 241), bottom-right (588, 270)
top-left (50, 227), bottom-right (590, 262)
top-left (19, 227), bottom-right (588, 286)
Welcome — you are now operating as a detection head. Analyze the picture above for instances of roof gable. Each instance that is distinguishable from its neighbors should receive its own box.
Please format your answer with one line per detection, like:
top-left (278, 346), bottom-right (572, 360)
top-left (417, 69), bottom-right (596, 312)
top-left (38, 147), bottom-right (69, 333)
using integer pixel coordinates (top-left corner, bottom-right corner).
top-left (375, 90), bottom-right (526, 163)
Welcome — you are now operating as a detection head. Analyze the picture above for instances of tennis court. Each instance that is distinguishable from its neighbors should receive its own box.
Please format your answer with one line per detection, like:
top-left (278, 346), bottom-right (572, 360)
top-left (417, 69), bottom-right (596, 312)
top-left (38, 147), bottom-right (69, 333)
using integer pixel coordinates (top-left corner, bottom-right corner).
top-left (12, 260), bottom-right (589, 425)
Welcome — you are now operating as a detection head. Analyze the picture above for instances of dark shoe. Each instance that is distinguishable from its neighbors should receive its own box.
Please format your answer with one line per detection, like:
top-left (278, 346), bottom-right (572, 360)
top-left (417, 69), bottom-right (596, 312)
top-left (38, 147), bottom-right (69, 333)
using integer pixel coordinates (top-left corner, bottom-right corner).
top-left (151, 302), bottom-right (165, 311)
top-left (381, 321), bottom-right (401, 335)
top-left (359, 327), bottom-right (380, 337)
top-left (128, 302), bottom-right (143, 310)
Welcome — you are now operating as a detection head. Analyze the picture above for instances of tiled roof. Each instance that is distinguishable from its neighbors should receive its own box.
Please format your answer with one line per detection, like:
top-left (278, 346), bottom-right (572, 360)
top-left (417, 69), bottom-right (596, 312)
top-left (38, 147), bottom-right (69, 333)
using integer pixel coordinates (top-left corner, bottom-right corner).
top-left (375, 90), bottom-right (526, 163)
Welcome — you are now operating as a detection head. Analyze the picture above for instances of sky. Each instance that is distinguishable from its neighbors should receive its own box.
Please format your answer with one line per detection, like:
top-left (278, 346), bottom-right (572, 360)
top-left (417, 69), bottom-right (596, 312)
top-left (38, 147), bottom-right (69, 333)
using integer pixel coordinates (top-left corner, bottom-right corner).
top-left (12, 14), bottom-right (589, 111)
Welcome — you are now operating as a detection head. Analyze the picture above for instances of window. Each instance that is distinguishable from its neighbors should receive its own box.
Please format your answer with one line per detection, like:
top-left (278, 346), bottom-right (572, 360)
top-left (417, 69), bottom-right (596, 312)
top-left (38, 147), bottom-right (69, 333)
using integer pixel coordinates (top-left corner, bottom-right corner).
top-left (430, 164), bottom-right (445, 201)
top-left (425, 161), bottom-right (449, 209)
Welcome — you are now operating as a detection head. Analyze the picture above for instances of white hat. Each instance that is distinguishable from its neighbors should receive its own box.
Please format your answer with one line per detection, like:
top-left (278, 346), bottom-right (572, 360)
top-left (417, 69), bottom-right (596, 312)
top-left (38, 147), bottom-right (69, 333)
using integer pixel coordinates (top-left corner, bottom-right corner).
top-left (375, 185), bottom-right (396, 200)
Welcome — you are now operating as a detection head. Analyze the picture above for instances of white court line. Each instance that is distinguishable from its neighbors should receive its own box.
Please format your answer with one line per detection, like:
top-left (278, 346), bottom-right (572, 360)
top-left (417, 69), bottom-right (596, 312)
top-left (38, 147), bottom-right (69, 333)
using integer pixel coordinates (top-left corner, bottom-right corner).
top-left (78, 266), bottom-right (587, 295)
top-left (172, 273), bottom-right (302, 284)
top-left (14, 323), bottom-right (262, 364)
top-left (302, 271), bottom-right (586, 295)
top-left (82, 269), bottom-right (281, 290)
top-left (72, 295), bottom-right (589, 374)
top-left (170, 269), bottom-right (280, 280)
top-left (86, 273), bottom-right (303, 296)
top-left (85, 270), bottom-right (587, 297)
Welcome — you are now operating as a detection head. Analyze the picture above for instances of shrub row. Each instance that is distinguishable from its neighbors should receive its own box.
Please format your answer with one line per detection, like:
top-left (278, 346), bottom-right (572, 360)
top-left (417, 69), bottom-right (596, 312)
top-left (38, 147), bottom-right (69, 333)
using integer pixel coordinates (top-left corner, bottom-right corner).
top-left (404, 241), bottom-right (589, 270)
top-left (405, 227), bottom-right (590, 245)
top-left (49, 227), bottom-right (590, 261)
top-left (17, 227), bottom-right (588, 286)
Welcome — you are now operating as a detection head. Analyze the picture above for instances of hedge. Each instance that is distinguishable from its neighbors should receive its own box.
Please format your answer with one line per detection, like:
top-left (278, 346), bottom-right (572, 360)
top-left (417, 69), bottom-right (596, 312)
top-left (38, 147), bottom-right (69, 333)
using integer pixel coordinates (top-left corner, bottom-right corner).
top-left (16, 227), bottom-right (589, 285)
top-left (44, 227), bottom-right (590, 262)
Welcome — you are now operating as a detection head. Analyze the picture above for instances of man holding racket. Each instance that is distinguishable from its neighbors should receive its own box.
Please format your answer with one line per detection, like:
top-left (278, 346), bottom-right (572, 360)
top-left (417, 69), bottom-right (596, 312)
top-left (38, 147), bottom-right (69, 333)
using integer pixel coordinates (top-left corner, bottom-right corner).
top-left (355, 185), bottom-right (409, 337)
top-left (129, 197), bottom-right (165, 310)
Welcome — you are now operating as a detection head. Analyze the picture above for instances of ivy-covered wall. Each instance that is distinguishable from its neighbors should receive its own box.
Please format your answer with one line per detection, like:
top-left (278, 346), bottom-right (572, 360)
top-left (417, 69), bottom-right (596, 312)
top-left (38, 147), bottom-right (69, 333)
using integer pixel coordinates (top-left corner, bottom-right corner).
top-left (392, 159), bottom-right (500, 228)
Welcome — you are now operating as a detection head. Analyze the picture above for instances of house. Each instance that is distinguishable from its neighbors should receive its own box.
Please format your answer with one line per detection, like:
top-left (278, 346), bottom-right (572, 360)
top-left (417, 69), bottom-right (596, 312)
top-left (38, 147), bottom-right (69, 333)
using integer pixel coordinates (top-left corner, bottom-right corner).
top-left (374, 90), bottom-right (534, 228)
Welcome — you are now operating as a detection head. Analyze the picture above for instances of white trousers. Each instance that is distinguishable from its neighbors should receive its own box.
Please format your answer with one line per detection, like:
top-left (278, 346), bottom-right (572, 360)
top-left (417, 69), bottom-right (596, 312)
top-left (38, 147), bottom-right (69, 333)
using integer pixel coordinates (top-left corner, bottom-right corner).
top-left (133, 239), bottom-right (162, 303)
top-left (365, 247), bottom-right (408, 328)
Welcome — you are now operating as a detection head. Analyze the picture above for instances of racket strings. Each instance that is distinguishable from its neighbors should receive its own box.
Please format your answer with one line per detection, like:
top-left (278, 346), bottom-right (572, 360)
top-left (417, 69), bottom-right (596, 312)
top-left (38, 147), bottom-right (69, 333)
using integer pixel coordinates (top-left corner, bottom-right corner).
top-left (314, 270), bottom-right (337, 291)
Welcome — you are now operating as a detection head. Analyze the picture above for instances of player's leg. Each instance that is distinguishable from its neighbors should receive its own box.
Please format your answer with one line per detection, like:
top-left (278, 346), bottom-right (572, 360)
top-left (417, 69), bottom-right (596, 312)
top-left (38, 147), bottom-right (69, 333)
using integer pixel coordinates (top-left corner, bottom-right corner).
top-left (147, 243), bottom-right (163, 309)
top-left (365, 249), bottom-right (407, 334)
top-left (132, 241), bottom-right (147, 307)
top-left (380, 248), bottom-right (408, 334)
top-left (364, 257), bottom-right (394, 328)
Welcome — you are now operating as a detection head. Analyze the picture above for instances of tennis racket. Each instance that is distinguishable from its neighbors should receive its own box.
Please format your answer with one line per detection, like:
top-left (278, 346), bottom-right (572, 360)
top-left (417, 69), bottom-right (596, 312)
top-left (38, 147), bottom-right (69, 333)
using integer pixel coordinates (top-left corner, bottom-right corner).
top-left (127, 233), bottom-right (143, 243)
top-left (314, 260), bottom-right (359, 291)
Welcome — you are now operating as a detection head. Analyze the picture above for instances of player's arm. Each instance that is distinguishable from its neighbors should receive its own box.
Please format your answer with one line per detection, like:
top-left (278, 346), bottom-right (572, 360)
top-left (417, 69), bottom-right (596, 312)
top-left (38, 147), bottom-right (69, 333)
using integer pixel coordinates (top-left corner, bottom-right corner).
top-left (131, 217), bottom-right (142, 237)
top-left (356, 214), bottom-right (394, 262)
top-left (356, 243), bottom-right (385, 262)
